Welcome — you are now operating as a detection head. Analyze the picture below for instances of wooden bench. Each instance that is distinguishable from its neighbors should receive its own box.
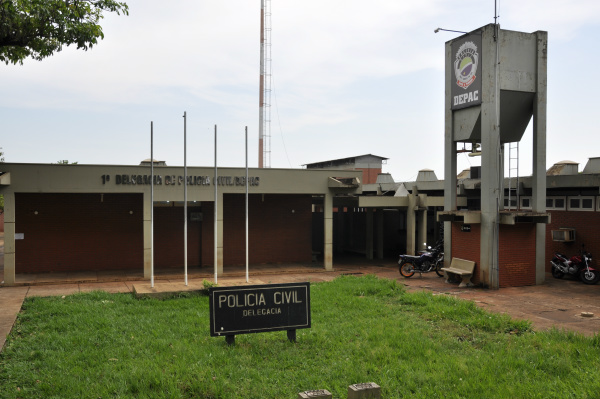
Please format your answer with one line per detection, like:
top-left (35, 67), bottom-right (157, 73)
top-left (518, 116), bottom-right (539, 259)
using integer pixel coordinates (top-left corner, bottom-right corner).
top-left (440, 258), bottom-right (476, 287)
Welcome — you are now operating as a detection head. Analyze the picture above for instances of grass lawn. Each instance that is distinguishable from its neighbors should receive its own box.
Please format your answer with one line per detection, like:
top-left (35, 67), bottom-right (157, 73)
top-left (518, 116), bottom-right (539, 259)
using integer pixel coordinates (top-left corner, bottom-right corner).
top-left (1, 275), bottom-right (599, 399)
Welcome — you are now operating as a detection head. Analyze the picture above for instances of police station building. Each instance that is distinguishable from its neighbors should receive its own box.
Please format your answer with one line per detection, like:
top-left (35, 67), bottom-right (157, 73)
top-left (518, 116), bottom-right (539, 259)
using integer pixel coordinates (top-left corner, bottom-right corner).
top-left (0, 162), bottom-right (362, 285)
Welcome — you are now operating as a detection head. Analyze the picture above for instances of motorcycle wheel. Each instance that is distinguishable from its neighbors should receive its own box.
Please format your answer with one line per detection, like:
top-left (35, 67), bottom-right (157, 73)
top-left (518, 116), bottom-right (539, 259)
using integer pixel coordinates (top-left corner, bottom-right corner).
top-left (435, 259), bottom-right (444, 277)
top-left (551, 266), bottom-right (565, 279)
top-left (580, 269), bottom-right (600, 285)
top-left (399, 262), bottom-right (415, 278)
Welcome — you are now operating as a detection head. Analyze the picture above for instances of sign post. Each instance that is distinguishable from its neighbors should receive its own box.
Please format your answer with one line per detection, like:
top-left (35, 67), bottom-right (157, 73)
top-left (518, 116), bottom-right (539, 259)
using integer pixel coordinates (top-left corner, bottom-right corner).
top-left (209, 282), bottom-right (311, 345)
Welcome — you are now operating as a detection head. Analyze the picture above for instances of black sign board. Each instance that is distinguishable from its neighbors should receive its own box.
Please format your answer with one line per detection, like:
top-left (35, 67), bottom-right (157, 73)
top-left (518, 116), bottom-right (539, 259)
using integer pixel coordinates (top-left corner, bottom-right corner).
top-left (461, 224), bottom-right (472, 232)
top-left (450, 32), bottom-right (482, 110)
top-left (208, 282), bottom-right (311, 338)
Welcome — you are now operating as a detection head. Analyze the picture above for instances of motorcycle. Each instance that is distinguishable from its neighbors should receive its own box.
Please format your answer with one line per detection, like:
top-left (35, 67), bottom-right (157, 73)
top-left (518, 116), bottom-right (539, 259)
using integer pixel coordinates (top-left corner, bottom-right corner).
top-left (550, 245), bottom-right (600, 285)
top-left (398, 242), bottom-right (444, 278)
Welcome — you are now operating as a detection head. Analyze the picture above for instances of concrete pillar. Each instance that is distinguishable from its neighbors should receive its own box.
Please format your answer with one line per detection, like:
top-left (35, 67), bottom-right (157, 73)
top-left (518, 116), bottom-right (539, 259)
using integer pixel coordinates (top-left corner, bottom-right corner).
top-left (479, 26), bottom-right (501, 289)
top-left (366, 208), bottom-right (374, 260)
top-left (417, 208), bottom-right (427, 251)
top-left (3, 192), bottom-right (15, 285)
top-left (443, 40), bottom-right (457, 268)
top-left (143, 192), bottom-right (152, 279)
top-left (533, 31), bottom-right (548, 285)
top-left (323, 193), bottom-right (333, 270)
top-left (406, 191), bottom-right (417, 255)
top-left (375, 209), bottom-right (384, 259)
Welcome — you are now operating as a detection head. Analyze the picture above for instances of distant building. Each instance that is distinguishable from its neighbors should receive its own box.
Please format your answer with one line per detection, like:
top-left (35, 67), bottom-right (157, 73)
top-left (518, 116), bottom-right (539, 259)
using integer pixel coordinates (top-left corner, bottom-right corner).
top-left (139, 159), bottom-right (167, 166)
top-left (305, 154), bottom-right (387, 184)
top-left (0, 162), bottom-right (361, 285)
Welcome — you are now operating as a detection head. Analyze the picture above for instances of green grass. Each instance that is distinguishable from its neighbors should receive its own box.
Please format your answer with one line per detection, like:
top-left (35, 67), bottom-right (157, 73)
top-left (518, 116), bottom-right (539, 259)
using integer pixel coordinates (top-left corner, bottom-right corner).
top-left (1, 275), bottom-right (599, 399)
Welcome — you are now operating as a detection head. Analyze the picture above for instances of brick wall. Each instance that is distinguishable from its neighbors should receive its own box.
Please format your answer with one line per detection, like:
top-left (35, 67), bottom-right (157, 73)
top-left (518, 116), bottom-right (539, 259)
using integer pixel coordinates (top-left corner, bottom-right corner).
top-left (451, 222), bottom-right (536, 287)
top-left (498, 224), bottom-right (536, 287)
top-left (15, 193), bottom-right (143, 273)
top-left (545, 210), bottom-right (600, 271)
top-left (153, 206), bottom-right (202, 269)
top-left (451, 223), bottom-right (481, 284)
top-left (201, 194), bottom-right (312, 266)
top-left (356, 168), bottom-right (382, 185)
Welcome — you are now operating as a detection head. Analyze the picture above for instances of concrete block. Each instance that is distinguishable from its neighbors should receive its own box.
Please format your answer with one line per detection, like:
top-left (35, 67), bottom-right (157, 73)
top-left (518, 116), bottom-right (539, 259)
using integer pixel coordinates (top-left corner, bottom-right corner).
top-left (348, 382), bottom-right (381, 399)
top-left (298, 389), bottom-right (332, 399)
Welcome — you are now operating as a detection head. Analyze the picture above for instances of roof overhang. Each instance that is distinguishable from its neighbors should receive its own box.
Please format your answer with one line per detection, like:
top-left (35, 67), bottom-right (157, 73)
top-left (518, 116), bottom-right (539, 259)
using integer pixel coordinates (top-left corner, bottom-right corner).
top-left (0, 172), bottom-right (10, 186)
top-left (438, 210), bottom-right (550, 224)
top-left (328, 176), bottom-right (360, 189)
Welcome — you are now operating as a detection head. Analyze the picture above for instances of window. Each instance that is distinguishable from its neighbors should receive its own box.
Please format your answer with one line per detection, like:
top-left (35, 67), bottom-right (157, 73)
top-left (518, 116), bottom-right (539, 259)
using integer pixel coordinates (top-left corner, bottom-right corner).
top-left (503, 197), bottom-right (517, 209)
top-left (520, 196), bottom-right (532, 209)
top-left (567, 196), bottom-right (595, 211)
top-left (546, 196), bottom-right (566, 210)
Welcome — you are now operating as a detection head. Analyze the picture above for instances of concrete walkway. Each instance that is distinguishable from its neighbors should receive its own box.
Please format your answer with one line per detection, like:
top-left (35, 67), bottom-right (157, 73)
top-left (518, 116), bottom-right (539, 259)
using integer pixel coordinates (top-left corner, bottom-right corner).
top-left (1, 260), bottom-right (599, 352)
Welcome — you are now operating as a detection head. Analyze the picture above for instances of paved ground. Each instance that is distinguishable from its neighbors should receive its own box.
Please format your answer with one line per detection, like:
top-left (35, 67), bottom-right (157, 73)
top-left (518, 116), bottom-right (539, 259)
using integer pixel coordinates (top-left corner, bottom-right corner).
top-left (1, 230), bottom-right (599, 351)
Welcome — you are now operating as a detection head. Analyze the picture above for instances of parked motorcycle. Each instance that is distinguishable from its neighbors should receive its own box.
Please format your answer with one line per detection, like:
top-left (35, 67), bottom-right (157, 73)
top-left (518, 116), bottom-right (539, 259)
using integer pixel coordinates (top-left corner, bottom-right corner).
top-left (550, 245), bottom-right (600, 285)
top-left (398, 242), bottom-right (444, 278)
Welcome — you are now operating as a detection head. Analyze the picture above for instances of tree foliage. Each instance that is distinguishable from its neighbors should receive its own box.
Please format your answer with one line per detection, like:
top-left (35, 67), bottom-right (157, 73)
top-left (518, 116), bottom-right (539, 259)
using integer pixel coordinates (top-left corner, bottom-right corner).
top-left (0, 0), bottom-right (128, 65)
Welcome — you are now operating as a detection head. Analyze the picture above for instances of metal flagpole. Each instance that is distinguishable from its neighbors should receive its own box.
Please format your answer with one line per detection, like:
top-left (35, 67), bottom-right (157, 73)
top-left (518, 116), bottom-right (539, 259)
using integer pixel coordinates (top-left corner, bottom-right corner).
top-left (245, 126), bottom-right (249, 283)
top-left (214, 125), bottom-right (218, 284)
top-left (151, 121), bottom-right (155, 288)
top-left (183, 111), bottom-right (188, 286)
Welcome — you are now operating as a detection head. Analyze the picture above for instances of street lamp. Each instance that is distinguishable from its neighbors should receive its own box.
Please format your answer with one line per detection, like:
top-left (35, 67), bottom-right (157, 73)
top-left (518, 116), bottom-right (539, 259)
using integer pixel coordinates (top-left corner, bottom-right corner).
top-left (434, 28), bottom-right (468, 34)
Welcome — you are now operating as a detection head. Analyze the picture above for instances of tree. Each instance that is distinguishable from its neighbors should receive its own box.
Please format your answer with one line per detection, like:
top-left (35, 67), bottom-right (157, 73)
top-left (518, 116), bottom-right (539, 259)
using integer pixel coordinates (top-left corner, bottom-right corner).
top-left (0, 0), bottom-right (128, 65)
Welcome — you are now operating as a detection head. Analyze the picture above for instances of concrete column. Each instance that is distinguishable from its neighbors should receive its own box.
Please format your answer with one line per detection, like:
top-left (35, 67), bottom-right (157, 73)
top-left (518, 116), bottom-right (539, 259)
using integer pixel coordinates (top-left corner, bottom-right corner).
top-left (406, 191), bottom-right (417, 255)
top-left (479, 26), bottom-right (501, 289)
top-left (533, 31), bottom-right (548, 285)
top-left (376, 209), bottom-right (384, 259)
top-left (143, 192), bottom-right (152, 279)
top-left (323, 193), bottom-right (333, 270)
top-left (417, 208), bottom-right (427, 251)
top-left (366, 208), bottom-right (374, 260)
top-left (216, 192), bottom-right (224, 275)
top-left (443, 40), bottom-right (457, 268)
top-left (3, 192), bottom-right (15, 285)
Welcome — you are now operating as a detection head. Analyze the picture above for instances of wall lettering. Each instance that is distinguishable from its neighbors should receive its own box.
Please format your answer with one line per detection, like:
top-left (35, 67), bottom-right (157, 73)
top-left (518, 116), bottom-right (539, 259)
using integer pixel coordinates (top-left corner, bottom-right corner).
top-left (102, 174), bottom-right (259, 187)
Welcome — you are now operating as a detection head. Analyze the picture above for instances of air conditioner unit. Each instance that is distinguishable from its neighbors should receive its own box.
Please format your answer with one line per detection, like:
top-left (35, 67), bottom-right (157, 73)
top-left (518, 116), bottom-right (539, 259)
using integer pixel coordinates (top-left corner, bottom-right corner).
top-left (551, 228), bottom-right (576, 242)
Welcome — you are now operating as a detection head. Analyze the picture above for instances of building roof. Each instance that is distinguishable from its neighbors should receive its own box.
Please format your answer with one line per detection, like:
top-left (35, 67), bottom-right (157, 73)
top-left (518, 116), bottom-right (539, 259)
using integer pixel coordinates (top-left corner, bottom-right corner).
top-left (304, 154), bottom-right (388, 168)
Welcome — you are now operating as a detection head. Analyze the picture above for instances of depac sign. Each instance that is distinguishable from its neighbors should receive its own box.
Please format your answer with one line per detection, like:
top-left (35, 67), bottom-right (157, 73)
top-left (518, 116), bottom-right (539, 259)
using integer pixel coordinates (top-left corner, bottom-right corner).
top-left (451, 32), bottom-right (482, 110)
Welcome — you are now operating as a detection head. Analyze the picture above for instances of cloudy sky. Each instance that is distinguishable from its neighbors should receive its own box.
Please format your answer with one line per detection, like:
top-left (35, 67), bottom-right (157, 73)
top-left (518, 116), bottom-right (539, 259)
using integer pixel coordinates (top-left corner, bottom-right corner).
top-left (1, 0), bottom-right (599, 181)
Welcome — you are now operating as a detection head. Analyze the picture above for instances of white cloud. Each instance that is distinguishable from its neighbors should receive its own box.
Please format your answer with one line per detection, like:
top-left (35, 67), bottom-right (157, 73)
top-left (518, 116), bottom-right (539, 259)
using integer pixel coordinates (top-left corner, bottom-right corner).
top-left (1, 0), bottom-right (600, 176)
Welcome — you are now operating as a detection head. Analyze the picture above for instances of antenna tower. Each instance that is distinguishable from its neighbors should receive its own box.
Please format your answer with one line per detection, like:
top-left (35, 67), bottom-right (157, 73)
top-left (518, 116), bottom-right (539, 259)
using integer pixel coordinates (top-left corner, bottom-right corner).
top-left (258, 0), bottom-right (272, 168)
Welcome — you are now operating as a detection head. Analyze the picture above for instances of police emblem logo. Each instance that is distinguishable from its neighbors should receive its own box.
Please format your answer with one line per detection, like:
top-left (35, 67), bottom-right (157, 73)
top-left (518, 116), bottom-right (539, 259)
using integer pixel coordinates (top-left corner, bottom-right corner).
top-left (454, 41), bottom-right (479, 89)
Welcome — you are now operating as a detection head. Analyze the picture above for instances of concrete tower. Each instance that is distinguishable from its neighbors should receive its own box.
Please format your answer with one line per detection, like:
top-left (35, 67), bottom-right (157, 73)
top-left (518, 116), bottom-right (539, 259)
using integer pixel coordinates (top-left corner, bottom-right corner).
top-left (441, 24), bottom-right (550, 289)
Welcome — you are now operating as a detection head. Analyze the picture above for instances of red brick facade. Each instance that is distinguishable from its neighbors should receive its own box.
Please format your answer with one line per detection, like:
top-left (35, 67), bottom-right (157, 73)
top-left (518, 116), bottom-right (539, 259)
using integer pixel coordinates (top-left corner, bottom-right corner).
top-left (15, 193), bottom-right (143, 273)
top-left (153, 206), bottom-right (202, 269)
top-left (451, 223), bottom-right (481, 284)
top-left (356, 168), bottom-right (382, 185)
top-left (201, 194), bottom-right (312, 266)
top-left (498, 224), bottom-right (536, 287)
top-left (451, 222), bottom-right (536, 287)
top-left (545, 210), bottom-right (600, 272)
top-left (13, 193), bottom-right (312, 273)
